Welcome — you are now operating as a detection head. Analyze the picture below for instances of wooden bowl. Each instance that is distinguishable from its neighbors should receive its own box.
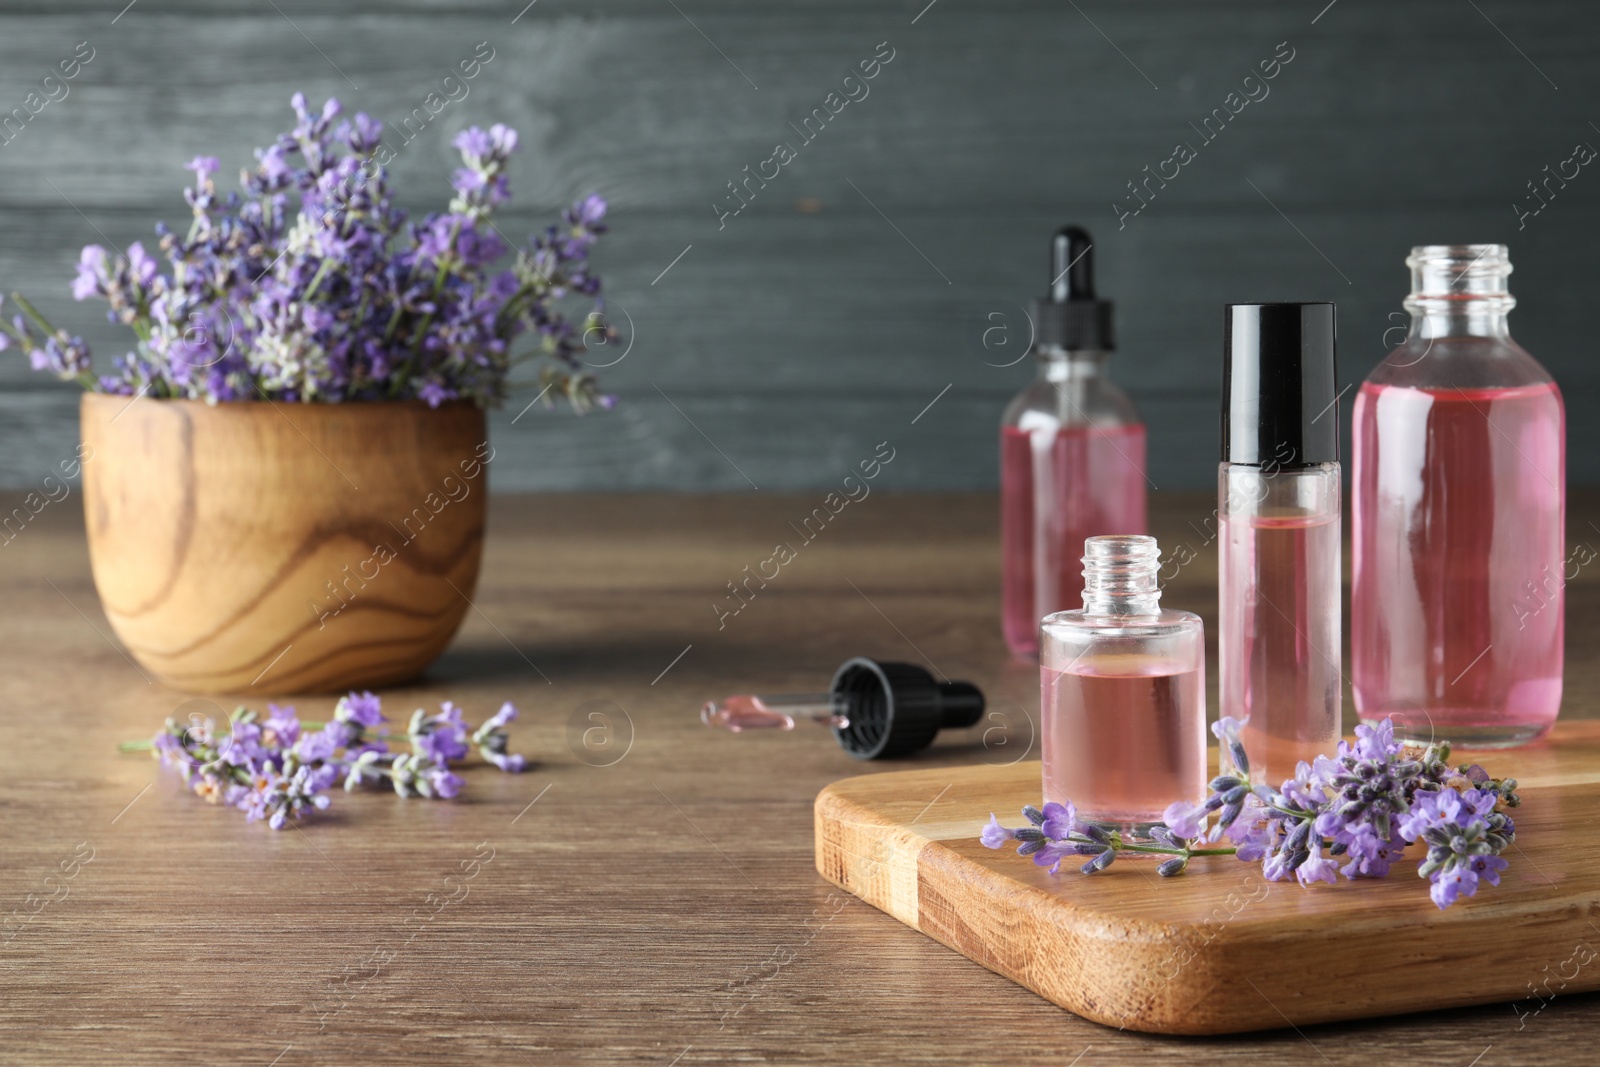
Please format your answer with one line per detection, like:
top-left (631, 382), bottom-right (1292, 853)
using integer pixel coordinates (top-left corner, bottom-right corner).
top-left (80, 393), bottom-right (489, 694)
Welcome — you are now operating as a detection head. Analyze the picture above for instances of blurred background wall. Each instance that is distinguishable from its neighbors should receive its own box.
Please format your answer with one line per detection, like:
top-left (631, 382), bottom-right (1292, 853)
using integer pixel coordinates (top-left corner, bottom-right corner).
top-left (0, 0), bottom-right (1595, 490)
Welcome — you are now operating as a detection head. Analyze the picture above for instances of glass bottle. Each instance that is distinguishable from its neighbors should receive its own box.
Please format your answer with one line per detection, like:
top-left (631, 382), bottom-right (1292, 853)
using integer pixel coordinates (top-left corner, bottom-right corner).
top-left (1218, 303), bottom-right (1343, 784)
top-left (1352, 245), bottom-right (1565, 748)
top-left (1040, 535), bottom-right (1206, 835)
top-left (1001, 227), bottom-right (1146, 659)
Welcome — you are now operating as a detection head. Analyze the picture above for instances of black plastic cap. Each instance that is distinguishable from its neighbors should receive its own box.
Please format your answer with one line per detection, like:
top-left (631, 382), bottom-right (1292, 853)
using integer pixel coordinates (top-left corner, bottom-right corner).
top-left (829, 658), bottom-right (986, 760)
top-left (1031, 226), bottom-right (1115, 351)
top-left (1222, 302), bottom-right (1339, 468)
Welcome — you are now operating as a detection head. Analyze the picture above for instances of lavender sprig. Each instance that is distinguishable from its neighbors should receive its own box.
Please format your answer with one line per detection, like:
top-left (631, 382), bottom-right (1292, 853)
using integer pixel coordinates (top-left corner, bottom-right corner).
top-left (10, 95), bottom-right (613, 412)
top-left (980, 716), bottom-right (1520, 910)
top-left (980, 801), bottom-right (1236, 877)
top-left (132, 690), bottom-right (529, 829)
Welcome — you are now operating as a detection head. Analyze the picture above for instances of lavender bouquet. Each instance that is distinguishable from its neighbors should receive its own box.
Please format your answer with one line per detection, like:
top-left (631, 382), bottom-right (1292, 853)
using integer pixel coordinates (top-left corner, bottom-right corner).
top-left (1, 94), bottom-right (612, 411)
top-left (983, 717), bottom-right (1521, 910)
top-left (126, 691), bottom-right (527, 830)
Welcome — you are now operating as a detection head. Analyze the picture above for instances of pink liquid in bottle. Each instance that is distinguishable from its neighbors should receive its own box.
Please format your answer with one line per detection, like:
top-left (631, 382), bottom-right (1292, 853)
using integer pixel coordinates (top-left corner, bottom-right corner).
top-left (1218, 506), bottom-right (1343, 780)
top-left (1041, 655), bottom-right (1206, 828)
top-left (1352, 382), bottom-right (1565, 746)
top-left (1001, 423), bottom-right (1147, 657)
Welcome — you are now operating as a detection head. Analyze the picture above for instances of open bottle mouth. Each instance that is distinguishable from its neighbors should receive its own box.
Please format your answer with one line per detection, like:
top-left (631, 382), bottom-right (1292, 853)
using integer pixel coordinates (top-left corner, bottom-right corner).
top-left (1079, 534), bottom-right (1162, 616)
top-left (1405, 244), bottom-right (1515, 312)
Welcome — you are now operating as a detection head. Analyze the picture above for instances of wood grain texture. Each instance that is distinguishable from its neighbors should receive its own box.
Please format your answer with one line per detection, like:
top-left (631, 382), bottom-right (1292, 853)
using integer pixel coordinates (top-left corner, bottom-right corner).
top-left (1, 489), bottom-right (1597, 1064)
top-left (79, 394), bottom-right (488, 693)
top-left (815, 729), bottom-right (1600, 1035)
top-left (1, 1), bottom-right (1598, 489)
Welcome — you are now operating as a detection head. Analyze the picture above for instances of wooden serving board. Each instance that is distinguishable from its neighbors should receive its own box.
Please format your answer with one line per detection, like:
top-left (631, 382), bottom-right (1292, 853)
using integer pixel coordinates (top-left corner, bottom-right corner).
top-left (814, 721), bottom-right (1600, 1035)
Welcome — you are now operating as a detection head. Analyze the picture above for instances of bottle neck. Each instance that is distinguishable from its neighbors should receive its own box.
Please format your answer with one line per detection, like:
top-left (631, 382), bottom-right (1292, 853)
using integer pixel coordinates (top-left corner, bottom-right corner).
top-left (1404, 244), bottom-right (1514, 341)
top-left (1080, 535), bottom-right (1161, 617)
top-left (1408, 307), bottom-right (1510, 341)
top-left (1036, 347), bottom-right (1109, 383)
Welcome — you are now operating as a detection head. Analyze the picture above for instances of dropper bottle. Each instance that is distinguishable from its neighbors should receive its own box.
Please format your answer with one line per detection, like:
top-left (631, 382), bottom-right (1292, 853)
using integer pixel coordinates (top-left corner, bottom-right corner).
top-left (1000, 226), bottom-right (1146, 659)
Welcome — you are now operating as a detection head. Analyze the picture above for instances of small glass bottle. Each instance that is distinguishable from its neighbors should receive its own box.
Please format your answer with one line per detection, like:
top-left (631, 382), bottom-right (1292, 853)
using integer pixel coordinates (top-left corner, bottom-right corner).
top-left (1219, 303), bottom-right (1342, 784)
top-left (1352, 245), bottom-right (1565, 747)
top-left (1001, 227), bottom-right (1146, 659)
top-left (1040, 535), bottom-right (1206, 835)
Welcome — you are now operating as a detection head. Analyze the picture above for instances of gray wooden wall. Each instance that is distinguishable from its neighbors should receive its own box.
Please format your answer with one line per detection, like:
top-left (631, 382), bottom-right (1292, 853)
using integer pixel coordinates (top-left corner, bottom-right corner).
top-left (1, 0), bottom-right (1596, 490)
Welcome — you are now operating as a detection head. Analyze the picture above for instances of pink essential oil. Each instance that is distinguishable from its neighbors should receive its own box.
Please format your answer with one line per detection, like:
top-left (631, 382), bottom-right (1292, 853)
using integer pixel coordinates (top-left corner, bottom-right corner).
top-left (1001, 423), bottom-right (1147, 657)
top-left (1218, 303), bottom-right (1343, 784)
top-left (1352, 245), bottom-right (1565, 748)
top-left (1218, 506), bottom-right (1342, 777)
top-left (1040, 535), bottom-right (1206, 835)
top-left (1000, 226), bottom-right (1146, 659)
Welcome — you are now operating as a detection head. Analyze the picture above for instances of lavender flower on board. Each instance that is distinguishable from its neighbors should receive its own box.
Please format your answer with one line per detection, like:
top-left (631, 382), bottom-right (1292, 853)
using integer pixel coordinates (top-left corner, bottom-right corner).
top-left (130, 691), bottom-right (532, 829)
top-left (979, 716), bottom-right (1521, 910)
top-left (4, 95), bottom-right (615, 412)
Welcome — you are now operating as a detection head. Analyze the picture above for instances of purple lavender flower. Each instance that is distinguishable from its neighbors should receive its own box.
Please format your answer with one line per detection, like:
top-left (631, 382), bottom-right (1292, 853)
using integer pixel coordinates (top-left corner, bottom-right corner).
top-left (385, 752), bottom-right (461, 799)
top-left (240, 765), bottom-right (330, 829)
top-left (1433, 864), bottom-right (1481, 908)
top-left (1470, 854), bottom-right (1509, 886)
top-left (1213, 716), bottom-right (1251, 777)
top-left (575, 194), bottom-right (607, 226)
top-left (1221, 797), bottom-right (1280, 862)
top-left (980, 815), bottom-right (1016, 849)
top-left (1397, 787), bottom-right (1511, 909)
top-left (72, 246), bottom-right (106, 301)
top-left (140, 690), bottom-right (539, 827)
top-left (453, 126), bottom-right (494, 159)
top-left (343, 113), bottom-right (383, 154)
top-left (125, 242), bottom-right (160, 288)
top-left (1338, 827), bottom-right (1407, 879)
top-left (417, 380), bottom-right (454, 408)
top-left (975, 717), bottom-right (1518, 908)
top-left (220, 721), bottom-right (269, 772)
top-left (425, 766), bottom-right (464, 799)
top-left (410, 702), bottom-right (470, 763)
top-left (28, 333), bottom-right (92, 378)
top-left (480, 701), bottom-right (517, 734)
top-left (262, 704), bottom-right (302, 749)
top-left (1039, 800), bottom-right (1080, 840)
top-left (292, 726), bottom-right (341, 764)
top-left (11, 95), bottom-right (614, 412)
top-left (1295, 842), bottom-right (1340, 886)
top-left (334, 690), bottom-right (384, 727)
top-left (471, 701), bottom-right (528, 772)
top-left (1162, 798), bottom-right (1208, 841)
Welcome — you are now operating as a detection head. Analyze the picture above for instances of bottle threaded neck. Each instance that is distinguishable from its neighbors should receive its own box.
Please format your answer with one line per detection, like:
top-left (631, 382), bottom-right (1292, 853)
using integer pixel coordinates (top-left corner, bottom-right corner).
top-left (1405, 244), bottom-right (1514, 315)
top-left (1081, 534), bottom-right (1161, 616)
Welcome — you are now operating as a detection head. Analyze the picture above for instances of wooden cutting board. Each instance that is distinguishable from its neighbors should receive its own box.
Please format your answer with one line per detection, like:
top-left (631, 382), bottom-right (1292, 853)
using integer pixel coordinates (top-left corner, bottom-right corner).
top-left (814, 721), bottom-right (1600, 1035)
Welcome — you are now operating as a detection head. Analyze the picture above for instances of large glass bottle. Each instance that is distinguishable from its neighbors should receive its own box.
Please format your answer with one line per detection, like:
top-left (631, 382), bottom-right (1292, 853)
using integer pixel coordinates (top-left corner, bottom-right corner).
top-left (1352, 245), bottom-right (1565, 748)
top-left (1001, 227), bottom-right (1146, 659)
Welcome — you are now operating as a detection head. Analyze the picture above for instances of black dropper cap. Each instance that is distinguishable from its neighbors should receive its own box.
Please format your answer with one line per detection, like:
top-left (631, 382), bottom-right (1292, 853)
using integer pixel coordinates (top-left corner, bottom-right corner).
top-left (829, 658), bottom-right (985, 760)
top-left (1031, 226), bottom-right (1115, 351)
top-left (1222, 302), bottom-right (1339, 469)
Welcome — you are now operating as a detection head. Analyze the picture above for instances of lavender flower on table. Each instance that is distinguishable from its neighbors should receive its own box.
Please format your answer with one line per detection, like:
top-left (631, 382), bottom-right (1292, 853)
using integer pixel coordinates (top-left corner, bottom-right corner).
top-left (1398, 787), bottom-right (1513, 908)
top-left (980, 715), bottom-right (1521, 910)
top-left (409, 701), bottom-right (470, 763)
top-left (136, 691), bottom-right (532, 829)
top-left (5, 94), bottom-right (615, 412)
top-left (472, 701), bottom-right (526, 772)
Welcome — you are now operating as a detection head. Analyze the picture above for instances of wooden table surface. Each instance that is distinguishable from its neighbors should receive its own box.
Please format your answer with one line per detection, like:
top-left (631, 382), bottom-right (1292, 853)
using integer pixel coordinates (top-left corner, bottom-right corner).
top-left (2, 489), bottom-right (1595, 1066)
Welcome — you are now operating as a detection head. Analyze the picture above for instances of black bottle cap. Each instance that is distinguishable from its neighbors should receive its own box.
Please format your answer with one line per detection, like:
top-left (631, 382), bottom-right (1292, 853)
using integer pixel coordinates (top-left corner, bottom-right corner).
top-left (1031, 226), bottom-right (1115, 351)
top-left (829, 657), bottom-right (985, 760)
top-left (1222, 302), bottom-right (1339, 468)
